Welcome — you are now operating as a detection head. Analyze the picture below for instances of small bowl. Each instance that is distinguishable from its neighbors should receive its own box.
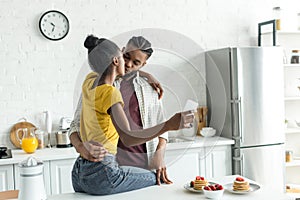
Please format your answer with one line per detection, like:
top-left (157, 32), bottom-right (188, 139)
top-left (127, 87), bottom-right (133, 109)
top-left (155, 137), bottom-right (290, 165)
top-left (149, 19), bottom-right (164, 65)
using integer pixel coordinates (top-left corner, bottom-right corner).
top-left (203, 188), bottom-right (224, 199)
top-left (200, 128), bottom-right (216, 137)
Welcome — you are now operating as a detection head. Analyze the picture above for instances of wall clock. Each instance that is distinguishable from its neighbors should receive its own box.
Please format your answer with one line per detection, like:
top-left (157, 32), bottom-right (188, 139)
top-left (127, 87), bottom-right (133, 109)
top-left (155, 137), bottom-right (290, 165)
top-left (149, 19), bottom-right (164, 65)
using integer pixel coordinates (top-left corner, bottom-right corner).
top-left (39, 10), bottom-right (69, 41)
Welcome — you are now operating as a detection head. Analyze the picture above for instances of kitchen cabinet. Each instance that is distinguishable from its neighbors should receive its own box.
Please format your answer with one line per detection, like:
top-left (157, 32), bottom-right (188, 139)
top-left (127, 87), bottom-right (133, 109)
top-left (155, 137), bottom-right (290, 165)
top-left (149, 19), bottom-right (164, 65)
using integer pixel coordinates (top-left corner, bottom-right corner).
top-left (0, 165), bottom-right (14, 191)
top-left (165, 144), bottom-right (232, 183)
top-left (262, 31), bottom-right (300, 189)
top-left (204, 146), bottom-right (232, 179)
top-left (166, 148), bottom-right (204, 183)
top-left (50, 158), bottom-right (76, 195)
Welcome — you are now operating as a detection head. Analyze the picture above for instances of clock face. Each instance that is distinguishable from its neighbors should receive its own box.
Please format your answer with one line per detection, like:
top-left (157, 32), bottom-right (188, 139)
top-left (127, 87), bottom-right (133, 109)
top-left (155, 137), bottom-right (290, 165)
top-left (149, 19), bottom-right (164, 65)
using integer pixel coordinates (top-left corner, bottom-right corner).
top-left (39, 10), bottom-right (69, 41)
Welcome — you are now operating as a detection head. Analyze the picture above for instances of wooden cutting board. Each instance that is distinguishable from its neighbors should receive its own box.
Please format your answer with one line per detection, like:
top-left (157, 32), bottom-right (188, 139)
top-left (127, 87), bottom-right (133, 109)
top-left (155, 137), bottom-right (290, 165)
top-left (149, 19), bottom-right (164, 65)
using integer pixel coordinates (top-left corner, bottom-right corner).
top-left (0, 190), bottom-right (19, 200)
top-left (10, 121), bottom-right (36, 148)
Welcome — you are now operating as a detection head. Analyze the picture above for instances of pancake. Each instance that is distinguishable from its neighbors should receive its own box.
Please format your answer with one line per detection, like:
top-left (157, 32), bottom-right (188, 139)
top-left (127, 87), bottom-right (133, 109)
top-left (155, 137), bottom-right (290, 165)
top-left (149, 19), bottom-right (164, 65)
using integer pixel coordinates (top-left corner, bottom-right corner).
top-left (233, 180), bottom-right (250, 191)
top-left (194, 179), bottom-right (208, 190)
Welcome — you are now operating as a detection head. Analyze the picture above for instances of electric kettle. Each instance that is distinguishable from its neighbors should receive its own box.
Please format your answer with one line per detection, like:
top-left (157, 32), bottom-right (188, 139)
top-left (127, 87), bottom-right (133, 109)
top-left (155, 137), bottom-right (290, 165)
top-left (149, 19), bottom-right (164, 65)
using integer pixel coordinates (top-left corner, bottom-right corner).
top-left (18, 156), bottom-right (47, 200)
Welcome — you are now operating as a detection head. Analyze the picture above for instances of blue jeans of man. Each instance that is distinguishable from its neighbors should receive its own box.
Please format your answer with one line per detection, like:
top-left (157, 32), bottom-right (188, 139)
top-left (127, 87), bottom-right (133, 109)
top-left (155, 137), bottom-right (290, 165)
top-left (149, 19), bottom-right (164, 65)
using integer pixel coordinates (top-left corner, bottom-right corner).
top-left (72, 154), bottom-right (156, 195)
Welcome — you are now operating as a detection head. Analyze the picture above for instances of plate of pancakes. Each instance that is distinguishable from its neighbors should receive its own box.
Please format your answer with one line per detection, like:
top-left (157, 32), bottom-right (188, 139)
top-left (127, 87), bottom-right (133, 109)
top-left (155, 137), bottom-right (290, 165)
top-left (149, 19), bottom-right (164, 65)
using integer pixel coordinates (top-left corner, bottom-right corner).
top-left (224, 177), bottom-right (260, 194)
top-left (184, 176), bottom-right (217, 193)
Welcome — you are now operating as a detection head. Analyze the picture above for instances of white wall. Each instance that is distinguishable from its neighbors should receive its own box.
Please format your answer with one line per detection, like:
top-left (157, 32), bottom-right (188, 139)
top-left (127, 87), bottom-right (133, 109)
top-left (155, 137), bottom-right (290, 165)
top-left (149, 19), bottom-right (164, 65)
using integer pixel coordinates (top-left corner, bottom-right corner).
top-left (0, 0), bottom-right (290, 148)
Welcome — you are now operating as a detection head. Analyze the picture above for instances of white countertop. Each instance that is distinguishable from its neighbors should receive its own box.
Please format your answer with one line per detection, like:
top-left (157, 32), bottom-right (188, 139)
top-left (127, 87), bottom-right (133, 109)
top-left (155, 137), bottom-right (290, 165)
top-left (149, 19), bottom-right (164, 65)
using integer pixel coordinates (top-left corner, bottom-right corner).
top-left (0, 147), bottom-right (79, 165)
top-left (0, 136), bottom-right (233, 165)
top-left (47, 175), bottom-right (292, 200)
top-left (166, 136), bottom-right (234, 150)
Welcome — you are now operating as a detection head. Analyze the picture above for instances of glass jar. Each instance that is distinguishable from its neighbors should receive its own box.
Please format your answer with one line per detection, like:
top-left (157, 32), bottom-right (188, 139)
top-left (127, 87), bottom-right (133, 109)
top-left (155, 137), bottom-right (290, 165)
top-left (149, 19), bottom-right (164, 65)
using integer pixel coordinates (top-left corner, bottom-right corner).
top-left (291, 50), bottom-right (300, 64)
top-left (286, 150), bottom-right (293, 162)
top-left (273, 7), bottom-right (281, 30)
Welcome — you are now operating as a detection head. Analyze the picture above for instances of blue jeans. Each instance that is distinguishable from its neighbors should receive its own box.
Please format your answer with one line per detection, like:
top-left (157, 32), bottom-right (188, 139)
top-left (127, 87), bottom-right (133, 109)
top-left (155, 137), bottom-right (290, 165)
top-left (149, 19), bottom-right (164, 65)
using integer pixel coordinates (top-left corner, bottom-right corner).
top-left (72, 154), bottom-right (156, 195)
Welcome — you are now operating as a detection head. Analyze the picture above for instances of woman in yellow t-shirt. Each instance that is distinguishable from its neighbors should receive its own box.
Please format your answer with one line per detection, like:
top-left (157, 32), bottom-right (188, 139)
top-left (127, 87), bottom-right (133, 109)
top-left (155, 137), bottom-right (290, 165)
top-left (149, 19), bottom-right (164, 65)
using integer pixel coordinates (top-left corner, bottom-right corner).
top-left (71, 35), bottom-right (195, 195)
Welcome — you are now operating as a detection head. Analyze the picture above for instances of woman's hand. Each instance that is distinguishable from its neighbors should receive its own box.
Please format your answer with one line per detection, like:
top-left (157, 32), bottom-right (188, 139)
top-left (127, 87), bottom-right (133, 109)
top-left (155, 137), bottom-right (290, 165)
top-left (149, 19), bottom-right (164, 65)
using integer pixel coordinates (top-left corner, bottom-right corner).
top-left (166, 110), bottom-right (195, 131)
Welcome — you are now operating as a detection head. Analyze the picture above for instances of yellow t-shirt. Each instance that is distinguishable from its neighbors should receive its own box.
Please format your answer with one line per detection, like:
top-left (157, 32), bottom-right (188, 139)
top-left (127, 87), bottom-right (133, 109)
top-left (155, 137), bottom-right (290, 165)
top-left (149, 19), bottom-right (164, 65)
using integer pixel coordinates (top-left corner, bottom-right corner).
top-left (80, 72), bottom-right (124, 155)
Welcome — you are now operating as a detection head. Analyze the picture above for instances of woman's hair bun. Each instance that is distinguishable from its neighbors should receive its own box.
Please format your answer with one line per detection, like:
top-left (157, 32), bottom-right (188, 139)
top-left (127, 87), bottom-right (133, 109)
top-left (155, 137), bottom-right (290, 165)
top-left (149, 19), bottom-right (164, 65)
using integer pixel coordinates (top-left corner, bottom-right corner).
top-left (84, 35), bottom-right (107, 53)
top-left (84, 35), bottom-right (99, 53)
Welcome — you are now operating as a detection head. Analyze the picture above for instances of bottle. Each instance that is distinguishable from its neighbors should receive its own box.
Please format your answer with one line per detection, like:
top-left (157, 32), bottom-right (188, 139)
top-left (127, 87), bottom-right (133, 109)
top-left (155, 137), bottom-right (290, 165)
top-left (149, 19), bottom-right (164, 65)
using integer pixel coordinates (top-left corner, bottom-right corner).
top-left (291, 50), bottom-right (300, 64)
top-left (286, 150), bottom-right (293, 162)
top-left (44, 111), bottom-right (52, 148)
top-left (273, 7), bottom-right (281, 30)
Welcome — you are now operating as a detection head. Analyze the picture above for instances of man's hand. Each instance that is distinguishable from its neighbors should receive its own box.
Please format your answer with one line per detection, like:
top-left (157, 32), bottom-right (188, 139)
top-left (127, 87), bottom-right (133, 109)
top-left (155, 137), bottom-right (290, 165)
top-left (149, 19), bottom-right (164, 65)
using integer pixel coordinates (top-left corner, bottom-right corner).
top-left (149, 151), bottom-right (173, 185)
top-left (70, 132), bottom-right (108, 162)
top-left (81, 140), bottom-right (108, 162)
top-left (146, 75), bottom-right (164, 100)
top-left (138, 70), bottom-right (164, 99)
top-left (149, 138), bottom-right (172, 185)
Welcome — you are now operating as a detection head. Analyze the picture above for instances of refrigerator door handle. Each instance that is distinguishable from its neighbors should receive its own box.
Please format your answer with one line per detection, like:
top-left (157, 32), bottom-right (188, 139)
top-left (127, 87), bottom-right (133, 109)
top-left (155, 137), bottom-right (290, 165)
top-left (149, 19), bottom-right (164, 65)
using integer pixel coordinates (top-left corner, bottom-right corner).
top-left (240, 153), bottom-right (244, 176)
top-left (231, 97), bottom-right (243, 143)
top-left (232, 154), bottom-right (244, 176)
top-left (238, 97), bottom-right (244, 144)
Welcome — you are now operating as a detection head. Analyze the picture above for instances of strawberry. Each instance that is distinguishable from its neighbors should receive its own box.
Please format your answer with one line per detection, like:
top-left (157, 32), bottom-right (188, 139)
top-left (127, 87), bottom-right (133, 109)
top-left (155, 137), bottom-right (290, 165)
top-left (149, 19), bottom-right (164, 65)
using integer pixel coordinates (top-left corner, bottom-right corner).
top-left (216, 185), bottom-right (223, 190)
top-left (236, 177), bottom-right (245, 182)
top-left (209, 185), bottom-right (216, 191)
top-left (190, 181), bottom-right (194, 187)
top-left (200, 176), bottom-right (205, 180)
top-left (204, 186), bottom-right (211, 191)
top-left (195, 176), bottom-right (201, 180)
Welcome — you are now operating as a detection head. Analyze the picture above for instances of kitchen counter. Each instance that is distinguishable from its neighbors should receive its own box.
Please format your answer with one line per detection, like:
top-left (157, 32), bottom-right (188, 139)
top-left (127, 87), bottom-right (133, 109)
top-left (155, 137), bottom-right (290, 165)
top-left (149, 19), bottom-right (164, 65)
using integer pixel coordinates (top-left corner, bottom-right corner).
top-left (47, 175), bottom-right (292, 200)
top-left (0, 147), bottom-right (79, 165)
top-left (0, 136), bottom-right (233, 165)
top-left (167, 136), bottom-right (234, 150)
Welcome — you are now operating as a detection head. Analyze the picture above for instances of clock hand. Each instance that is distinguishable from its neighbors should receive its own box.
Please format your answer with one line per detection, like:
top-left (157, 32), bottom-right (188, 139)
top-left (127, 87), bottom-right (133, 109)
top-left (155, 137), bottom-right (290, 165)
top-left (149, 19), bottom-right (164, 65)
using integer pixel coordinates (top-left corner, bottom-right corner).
top-left (50, 22), bottom-right (55, 32)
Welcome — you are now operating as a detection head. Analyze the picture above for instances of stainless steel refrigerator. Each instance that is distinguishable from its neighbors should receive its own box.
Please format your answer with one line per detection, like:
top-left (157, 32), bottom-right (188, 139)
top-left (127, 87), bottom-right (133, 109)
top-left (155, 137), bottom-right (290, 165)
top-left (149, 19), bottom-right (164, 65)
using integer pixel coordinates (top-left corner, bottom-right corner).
top-left (205, 47), bottom-right (285, 192)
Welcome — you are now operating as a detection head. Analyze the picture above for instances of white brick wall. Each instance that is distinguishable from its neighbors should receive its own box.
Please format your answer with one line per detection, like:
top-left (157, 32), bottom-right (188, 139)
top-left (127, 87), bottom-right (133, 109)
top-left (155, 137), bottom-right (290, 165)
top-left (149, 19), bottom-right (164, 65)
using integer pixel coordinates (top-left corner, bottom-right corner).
top-left (0, 0), bottom-right (288, 148)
